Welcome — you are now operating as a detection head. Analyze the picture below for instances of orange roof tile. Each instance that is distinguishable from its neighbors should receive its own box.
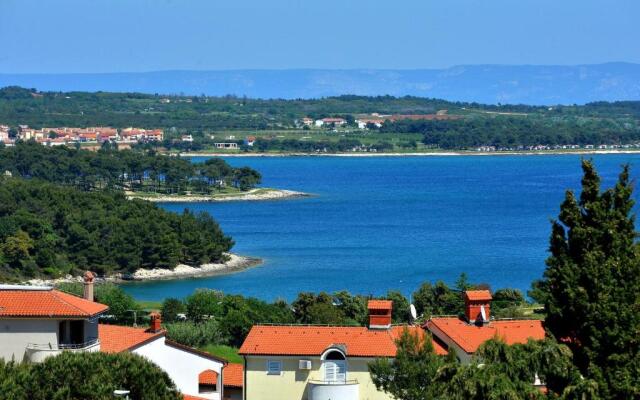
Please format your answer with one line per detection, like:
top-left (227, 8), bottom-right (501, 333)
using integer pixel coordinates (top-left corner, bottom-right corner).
top-left (426, 317), bottom-right (545, 354)
top-left (464, 290), bottom-right (492, 301)
top-left (239, 325), bottom-right (446, 357)
top-left (368, 300), bottom-right (393, 310)
top-left (199, 369), bottom-right (218, 385)
top-left (0, 288), bottom-right (108, 318)
top-left (98, 324), bottom-right (164, 353)
top-left (223, 363), bottom-right (243, 388)
top-left (183, 395), bottom-right (208, 400)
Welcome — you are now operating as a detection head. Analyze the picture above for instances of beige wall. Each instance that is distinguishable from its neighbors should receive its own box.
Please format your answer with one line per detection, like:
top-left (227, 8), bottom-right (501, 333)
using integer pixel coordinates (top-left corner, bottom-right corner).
top-left (0, 319), bottom-right (59, 362)
top-left (244, 355), bottom-right (393, 400)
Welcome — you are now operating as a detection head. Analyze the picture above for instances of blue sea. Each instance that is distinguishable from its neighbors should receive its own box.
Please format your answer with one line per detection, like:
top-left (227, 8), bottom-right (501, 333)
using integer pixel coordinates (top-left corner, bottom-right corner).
top-left (121, 154), bottom-right (640, 301)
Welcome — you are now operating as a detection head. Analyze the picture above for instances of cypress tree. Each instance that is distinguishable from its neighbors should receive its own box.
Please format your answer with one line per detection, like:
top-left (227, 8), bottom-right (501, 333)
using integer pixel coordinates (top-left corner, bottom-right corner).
top-left (535, 160), bottom-right (640, 398)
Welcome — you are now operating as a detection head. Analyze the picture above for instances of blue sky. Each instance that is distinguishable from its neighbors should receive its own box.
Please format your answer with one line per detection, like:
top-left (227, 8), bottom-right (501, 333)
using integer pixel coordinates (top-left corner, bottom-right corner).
top-left (0, 0), bottom-right (638, 73)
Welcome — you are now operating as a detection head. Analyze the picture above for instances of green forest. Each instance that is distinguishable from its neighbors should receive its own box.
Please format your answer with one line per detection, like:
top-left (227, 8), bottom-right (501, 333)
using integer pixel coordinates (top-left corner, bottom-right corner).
top-left (0, 178), bottom-right (233, 280)
top-left (0, 141), bottom-right (261, 193)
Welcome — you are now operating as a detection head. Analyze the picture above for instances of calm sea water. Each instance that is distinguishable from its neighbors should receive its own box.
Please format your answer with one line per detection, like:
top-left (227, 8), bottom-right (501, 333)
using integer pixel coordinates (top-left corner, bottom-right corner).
top-left (121, 154), bottom-right (640, 301)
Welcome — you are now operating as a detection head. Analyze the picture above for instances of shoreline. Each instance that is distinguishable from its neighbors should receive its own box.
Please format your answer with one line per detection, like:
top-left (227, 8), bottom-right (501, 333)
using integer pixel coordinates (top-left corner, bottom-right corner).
top-left (24, 253), bottom-right (263, 286)
top-left (126, 188), bottom-right (311, 203)
top-left (179, 149), bottom-right (640, 157)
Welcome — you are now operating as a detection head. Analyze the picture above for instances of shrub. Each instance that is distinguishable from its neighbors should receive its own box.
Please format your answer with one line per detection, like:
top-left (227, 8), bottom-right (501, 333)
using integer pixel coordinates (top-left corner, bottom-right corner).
top-left (164, 319), bottom-right (222, 348)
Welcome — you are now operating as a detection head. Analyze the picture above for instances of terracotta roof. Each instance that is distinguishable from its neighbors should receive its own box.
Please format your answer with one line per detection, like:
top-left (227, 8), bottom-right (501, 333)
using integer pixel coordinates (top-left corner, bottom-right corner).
top-left (239, 325), bottom-right (446, 357)
top-left (426, 317), bottom-right (545, 354)
top-left (0, 288), bottom-right (108, 318)
top-left (368, 300), bottom-right (393, 310)
top-left (198, 369), bottom-right (218, 385)
top-left (98, 324), bottom-right (164, 353)
top-left (223, 363), bottom-right (243, 388)
top-left (183, 395), bottom-right (208, 400)
top-left (464, 290), bottom-right (492, 301)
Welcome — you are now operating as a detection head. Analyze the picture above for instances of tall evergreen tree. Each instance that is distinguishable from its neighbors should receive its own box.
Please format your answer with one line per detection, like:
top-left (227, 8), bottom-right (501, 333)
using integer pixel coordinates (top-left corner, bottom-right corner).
top-left (533, 160), bottom-right (640, 398)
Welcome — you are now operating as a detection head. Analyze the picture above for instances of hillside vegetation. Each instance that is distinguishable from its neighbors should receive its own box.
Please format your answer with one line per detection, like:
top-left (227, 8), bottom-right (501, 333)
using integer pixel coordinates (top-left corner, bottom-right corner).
top-left (0, 178), bottom-right (233, 280)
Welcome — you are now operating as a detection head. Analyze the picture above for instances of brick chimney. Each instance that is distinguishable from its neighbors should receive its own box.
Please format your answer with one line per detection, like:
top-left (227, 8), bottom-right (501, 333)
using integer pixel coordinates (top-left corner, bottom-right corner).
top-left (82, 271), bottom-right (95, 302)
top-left (368, 300), bottom-right (393, 329)
top-left (464, 290), bottom-right (492, 324)
top-left (148, 312), bottom-right (162, 333)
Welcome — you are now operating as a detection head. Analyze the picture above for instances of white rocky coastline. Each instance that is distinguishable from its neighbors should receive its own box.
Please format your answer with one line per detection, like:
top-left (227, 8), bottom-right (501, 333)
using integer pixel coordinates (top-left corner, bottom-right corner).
top-left (24, 253), bottom-right (262, 286)
top-left (127, 188), bottom-right (310, 203)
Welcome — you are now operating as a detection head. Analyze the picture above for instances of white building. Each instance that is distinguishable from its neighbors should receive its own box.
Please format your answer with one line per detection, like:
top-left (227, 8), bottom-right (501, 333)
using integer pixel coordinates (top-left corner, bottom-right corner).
top-left (0, 275), bottom-right (106, 363)
top-left (315, 117), bottom-right (346, 127)
top-left (99, 318), bottom-right (228, 400)
top-left (0, 274), bottom-right (234, 400)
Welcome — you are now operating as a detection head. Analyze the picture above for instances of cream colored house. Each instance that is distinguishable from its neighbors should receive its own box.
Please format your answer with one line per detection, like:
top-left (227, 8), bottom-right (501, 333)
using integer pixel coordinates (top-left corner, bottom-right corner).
top-left (239, 300), bottom-right (446, 400)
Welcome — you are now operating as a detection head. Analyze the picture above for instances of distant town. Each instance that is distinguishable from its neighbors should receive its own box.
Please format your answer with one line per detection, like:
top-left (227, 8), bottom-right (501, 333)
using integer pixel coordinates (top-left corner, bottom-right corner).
top-left (2, 109), bottom-right (640, 153)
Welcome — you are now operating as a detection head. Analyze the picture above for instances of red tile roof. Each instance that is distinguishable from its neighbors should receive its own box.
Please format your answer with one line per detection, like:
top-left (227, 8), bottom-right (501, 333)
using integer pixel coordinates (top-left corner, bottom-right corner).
top-left (464, 290), bottom-right (492, 301)
top-left (426, 317), bottom-right (545, 354)
top-left (0, 288), bottom-right (108, 318)
top-left (183, 395), bottom-right (208, 400)
top-left (198, 369), bottom-right (218, 385)
top-left (239, 325), bottom-right (446, 357)
top-left (368, 300), bottom-right (393, 310)
top-left (223, 363), bottom-right (243, 388)
top-left (98, 324), bottom-right (164, 353)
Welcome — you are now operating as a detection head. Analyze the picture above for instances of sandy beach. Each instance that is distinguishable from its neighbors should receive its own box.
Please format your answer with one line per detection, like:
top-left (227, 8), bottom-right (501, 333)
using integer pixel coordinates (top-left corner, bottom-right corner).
top-left (126, 188), bottom-right (311, 203)
top-left (24, 253), bottom-right (262, 286)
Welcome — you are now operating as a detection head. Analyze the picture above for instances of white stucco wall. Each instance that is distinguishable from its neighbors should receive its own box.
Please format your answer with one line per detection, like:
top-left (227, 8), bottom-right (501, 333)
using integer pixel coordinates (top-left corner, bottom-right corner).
top-left (427, 324), bottom-right (473, 364)
top-left (0, 319), bottom-right (59, 362)
top-left (133, 336), bottom-right (224, 400)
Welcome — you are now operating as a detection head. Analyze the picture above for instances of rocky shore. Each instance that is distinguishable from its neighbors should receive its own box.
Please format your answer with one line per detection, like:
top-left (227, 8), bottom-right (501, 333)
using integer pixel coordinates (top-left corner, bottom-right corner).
top-left (24, 253), bottom-right (262, 286)
top-left (127, 188), bottom-right (310, 203)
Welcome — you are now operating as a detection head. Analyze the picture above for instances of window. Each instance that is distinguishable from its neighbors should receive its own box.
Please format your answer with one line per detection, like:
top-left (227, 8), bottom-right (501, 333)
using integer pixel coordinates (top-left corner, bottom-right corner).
top-left (323, 350), bottom-right (347, 383)
top-left (267, 360), bottom-right (282, 375)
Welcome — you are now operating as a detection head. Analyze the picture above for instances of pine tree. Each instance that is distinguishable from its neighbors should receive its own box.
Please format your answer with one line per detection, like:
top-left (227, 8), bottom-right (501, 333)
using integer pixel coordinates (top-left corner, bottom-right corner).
top-left (535, 160), bottom-right (640, 398)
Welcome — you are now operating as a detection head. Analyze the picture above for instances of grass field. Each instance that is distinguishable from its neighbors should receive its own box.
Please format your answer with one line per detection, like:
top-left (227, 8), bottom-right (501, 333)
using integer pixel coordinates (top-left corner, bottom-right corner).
top-left (136, 300), bottom-right (162, 311)
top-left (199, 344), bottom-right (243, 363)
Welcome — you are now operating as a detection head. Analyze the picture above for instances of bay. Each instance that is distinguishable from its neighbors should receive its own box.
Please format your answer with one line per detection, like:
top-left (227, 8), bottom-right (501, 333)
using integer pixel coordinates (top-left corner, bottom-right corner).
top-left (121, 154), bottom-right (640, 301)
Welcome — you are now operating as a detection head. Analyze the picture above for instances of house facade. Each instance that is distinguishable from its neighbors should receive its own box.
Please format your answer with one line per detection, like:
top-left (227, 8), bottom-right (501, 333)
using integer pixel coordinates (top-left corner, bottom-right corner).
top-left (239, 300), bottom-right (445, 400)
top-left (0, 273), bottom-right (107, 363)
top-left (100, 314), bottom-right (228, 400)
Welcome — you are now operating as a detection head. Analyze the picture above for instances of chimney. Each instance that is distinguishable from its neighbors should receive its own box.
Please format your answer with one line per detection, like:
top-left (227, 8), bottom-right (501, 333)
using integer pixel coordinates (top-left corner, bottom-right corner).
top-left (464, 290), bottom-right (492, 324)
top-left (368, 300), bottom-right (393, 329)
top-left (148, 312), bottom-right (162, 333)
top-left (83, 271), bottom-right (95, 302)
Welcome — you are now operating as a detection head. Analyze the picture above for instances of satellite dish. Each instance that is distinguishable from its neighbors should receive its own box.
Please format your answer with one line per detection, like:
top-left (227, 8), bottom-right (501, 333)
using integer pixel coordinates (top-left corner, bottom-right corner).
top-left (410, 304), bottom-right (417, 320)
top-left (480, 305), bottom-right (487, 322)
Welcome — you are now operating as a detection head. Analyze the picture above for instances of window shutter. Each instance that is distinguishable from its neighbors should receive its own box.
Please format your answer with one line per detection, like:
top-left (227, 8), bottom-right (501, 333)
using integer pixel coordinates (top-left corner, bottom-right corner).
top-left (267, 360), bottom-right (281, 375)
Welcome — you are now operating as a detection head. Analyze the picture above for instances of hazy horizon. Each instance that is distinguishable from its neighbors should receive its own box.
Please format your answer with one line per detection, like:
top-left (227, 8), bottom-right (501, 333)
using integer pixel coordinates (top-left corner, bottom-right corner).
top-left (1, 0), bottom-right (638, 74)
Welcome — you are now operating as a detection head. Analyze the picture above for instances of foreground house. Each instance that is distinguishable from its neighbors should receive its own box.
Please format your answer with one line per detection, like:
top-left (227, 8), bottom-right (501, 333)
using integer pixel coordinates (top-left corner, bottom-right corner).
top-left (239, 300), bottom-right (446, 400)
top-left (0, 274), bottom-right (232, 400)
top-left (424, 290), bottom-right (545, 363)
top-left (0, 278), bottom-right (107, 363)
top-left (99, 317), bottom-right (228, 400)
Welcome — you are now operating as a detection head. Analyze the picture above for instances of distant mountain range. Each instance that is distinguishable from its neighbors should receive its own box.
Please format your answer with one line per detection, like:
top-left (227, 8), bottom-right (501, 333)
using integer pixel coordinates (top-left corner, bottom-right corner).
top-left (1, 63), bottom-right (639, 105)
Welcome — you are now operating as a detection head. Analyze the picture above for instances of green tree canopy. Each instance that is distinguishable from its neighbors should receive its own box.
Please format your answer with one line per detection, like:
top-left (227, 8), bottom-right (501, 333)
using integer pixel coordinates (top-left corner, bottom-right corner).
top-left (0, 352), bottom-right (181, 400)
top-left (531, 160), bottom-right (640, 399)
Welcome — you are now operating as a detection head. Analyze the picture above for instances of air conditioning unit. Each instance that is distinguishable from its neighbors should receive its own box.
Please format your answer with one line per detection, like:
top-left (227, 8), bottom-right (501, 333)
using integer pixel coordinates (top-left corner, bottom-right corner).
top-left (298, 360), bottom-right (312, 370)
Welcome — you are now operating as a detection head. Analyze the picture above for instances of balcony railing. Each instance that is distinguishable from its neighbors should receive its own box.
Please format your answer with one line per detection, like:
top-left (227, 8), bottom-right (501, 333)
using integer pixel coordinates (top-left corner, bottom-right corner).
top-left (26, 338), bottom-right (100, 362)
top-left (308, 379), bottom-right (358, 385)
top-left (309, 379), bottom-right (359, 400)
top-left (27, 338), bottom-right (100, 351)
